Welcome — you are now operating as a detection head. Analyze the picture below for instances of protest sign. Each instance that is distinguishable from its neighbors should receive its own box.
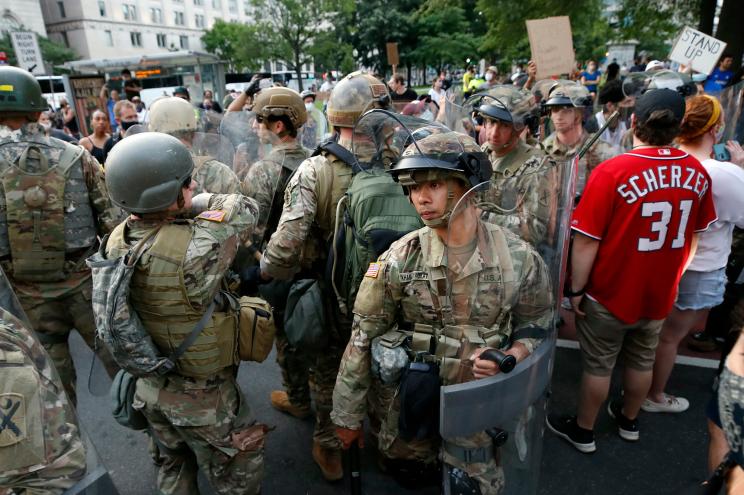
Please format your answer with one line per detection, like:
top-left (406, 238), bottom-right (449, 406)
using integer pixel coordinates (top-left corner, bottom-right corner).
top-left (10, 32), bottom-right (45, 75)
top-left (669, 26), bottom-right (726, 75)
top-left (65, 75), bottom-right (106, 138)
top-left (526, 16), bottom-right (574, 79)
top-left (386, 42), bottom-right (399, 69)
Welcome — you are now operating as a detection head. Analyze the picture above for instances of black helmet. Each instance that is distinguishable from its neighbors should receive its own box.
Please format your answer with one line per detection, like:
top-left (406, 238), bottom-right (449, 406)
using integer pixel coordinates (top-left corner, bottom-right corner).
top-left (105, 132), bottom-right (194, 213)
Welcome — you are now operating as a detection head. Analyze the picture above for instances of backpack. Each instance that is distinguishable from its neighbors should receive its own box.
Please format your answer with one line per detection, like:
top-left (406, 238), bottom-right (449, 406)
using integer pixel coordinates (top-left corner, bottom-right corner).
top-left (315, 140), bottom-right (423, 316)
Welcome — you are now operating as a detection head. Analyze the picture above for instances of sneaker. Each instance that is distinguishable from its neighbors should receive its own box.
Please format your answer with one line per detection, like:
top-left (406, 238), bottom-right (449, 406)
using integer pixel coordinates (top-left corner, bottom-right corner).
top-left (545, 415), bottom-right (596, 453)
top-left (688, 331), bottom-right (719, 353)
top-left (641, 394), bottom-right (690, 413)
top-left (607, 400), bottom-right (639, 441)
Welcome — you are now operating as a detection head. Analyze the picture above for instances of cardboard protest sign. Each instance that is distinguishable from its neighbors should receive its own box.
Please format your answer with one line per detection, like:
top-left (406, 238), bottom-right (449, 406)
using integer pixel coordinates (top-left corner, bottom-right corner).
top-left (526, 16), bottom-right (574, 79)
top-left (386, 43), bottom-right (399, 68)
top-left (669, 26), bottom-right (727, 75)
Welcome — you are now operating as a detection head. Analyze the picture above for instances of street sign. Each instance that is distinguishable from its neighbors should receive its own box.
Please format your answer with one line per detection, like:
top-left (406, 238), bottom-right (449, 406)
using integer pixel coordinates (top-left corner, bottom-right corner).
top-left (669, 26), bottom-right (727, 75)
top-left (10, 32), bottom-right (45, 76)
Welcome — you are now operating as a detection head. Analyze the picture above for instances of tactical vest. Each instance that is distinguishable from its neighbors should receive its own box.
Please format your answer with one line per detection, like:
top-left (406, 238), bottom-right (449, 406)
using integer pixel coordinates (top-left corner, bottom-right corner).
top-left (107, 222), bottom-right (238, 379)
top-left (0, 139), bottom-right (96, 282)
top-left (314, 152), bottom-right (354, 238)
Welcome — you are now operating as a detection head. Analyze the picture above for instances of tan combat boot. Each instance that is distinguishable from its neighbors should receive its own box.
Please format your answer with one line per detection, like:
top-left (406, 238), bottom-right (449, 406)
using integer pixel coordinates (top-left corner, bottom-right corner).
top-left (270, 390), bottom-right (311, 419)
top-left (312, 440), bottom-right (344, 481)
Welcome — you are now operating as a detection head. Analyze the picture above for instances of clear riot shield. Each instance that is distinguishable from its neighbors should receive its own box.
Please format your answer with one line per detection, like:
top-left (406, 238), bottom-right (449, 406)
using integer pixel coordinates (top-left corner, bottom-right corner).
top-left (220, 110), bottom-right (269, 180)
top-left (439, 159), bottom-right (575, 494)
top-left (297, 104), bottom-right (328, 151)
top-left (719, 79), bottom-right (744, 144)
top-left (0, 267), bottom-right (118, 494)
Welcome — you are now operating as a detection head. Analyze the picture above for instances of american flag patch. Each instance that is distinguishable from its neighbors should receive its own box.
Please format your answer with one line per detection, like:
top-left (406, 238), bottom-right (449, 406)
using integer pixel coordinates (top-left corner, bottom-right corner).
top-left (365, 262), bottom-right (382, 278)
top-left (197, 210), bottom-right (226, 222)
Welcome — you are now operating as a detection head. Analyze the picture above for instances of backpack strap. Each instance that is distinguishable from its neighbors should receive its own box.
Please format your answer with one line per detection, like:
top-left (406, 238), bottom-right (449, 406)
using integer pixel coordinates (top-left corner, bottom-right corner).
top-left (312, 138), bottom-right (357, 169)
top-left (58, 142), bottom-right (85, 176)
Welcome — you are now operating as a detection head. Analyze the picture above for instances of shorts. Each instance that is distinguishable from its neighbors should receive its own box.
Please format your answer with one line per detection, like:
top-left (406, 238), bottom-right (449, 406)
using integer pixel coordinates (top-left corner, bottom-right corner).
top-left (576, 298), bottom-right (664, 376)
top-left (674, 268), bottom-right (726, 311)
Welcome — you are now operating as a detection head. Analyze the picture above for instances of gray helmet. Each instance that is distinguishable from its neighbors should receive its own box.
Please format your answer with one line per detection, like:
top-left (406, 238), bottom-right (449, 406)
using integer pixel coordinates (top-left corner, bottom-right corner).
top-left (105, 132), bottom-right (194, 214)
top-left (469, 85), bottom-right (538, 130)
top-left (0, 66), bottom-right (47, 113)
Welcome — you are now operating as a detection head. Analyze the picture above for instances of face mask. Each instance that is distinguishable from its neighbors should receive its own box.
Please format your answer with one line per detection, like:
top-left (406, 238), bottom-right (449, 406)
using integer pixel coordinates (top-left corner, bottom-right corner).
top-left (121, 120), bottom-right (138, 131)
top-left (485, 73), bottom-right (494, 82)
top-left (39, 122), bottom-right (51, 132)
top-left (419, 110), bottom-right (434, 122)
top-left (305, 102), bottom-right (315, 111)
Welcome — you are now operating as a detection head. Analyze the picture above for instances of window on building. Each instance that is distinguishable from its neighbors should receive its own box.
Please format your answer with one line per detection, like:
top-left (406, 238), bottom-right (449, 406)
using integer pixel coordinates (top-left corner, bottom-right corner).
top-left (156, 33), bottom-right (167, 48)
top-left (228, 0), bottom-right (237, 13)
top-left (98, 1), bottom-right (106, 16)
top-left (130, 32), bottom-right (142, 47)
top-left (180, 35), bottom-right (189, 49)
top-left (57, 1), bottom-right (66, 18)
top-left (195, 14), bottom-right (205, 28)
top-left (243, 0), bottom-right (251, 15)
top-left (172, 0), bottom-right (183, 3)
top-left (194, 0), bottom-right (203, 5)
top-left (212, 0), bottom-right (221, 9)
top-left (60, 32), bottom-right (69, 47)
top-left (150, 7), bottom-right (163, 23)
top-left (174, 11), bottom-right (185, 25)
top-left (104, 30), bottom-right (113, 46)
top-left (123, 4), bottom-right (138, 21)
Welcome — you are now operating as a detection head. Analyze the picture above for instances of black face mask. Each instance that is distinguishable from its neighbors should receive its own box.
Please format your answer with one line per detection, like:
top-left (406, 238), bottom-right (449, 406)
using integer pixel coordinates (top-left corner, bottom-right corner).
top-left (120, 120), bottom-right (138, 131)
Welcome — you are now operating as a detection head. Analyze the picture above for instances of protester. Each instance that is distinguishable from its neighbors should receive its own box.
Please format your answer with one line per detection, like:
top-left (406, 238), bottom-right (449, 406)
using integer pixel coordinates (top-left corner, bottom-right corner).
top-left (428, 77), bottom-right (446, 104)
top-left (585, 80), bottom-right (629, 149)
top-left (644, 95), bottom-right (744, 414)
top-left (462, 65), bottom-right (476, 96)
top-left (580, 61), bottom-right (601, 99)
top-left (103, 99), bottom-right (139, 157)
top-left (198, 89), bottom-right (223, 113)
top-left (131, 96), bottom-right (148, 123)
top-left (121, 68), bottom-right (142, 100)
top-left (99, 85), bottom-right (120, 134)
top-left (704, 53), bottom-right (735, 95)
top-left (173, 86), bottom-right (191, 101)
top-left (630, 56), bottom-right (647, 73)
top-left (546, 89), bottom-right (717, 453)
top-left (78, 110), bottom-right (112, 165)
top-left (388, 73), bottom-right (418, 102)
top-left (477, 66), bottom-right (499, 91)
top-left (38, 110), bottom-right (77, 143)
top-left (59, 98), bottom-right (80, 139)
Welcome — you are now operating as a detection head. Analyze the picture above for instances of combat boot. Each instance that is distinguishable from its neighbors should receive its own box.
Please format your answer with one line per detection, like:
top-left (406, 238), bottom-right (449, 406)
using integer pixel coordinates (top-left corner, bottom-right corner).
top-left (312, 440), bottom-right (343, 481)
top-left (270, 390), bottom-right (311, 419)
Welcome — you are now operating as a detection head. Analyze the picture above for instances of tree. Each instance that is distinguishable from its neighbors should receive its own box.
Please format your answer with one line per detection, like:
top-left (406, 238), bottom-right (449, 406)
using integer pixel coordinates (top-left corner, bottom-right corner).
top-left (201, 20), bottom-right (255, 72)
top-left (0, 30), bottom-right (78, 71)
top-left (715, 0), bottom-right (744, 71)
top-left (410, 2), bottom-right (479, 74)
top-left (613, 0), bottom-right (699, 59)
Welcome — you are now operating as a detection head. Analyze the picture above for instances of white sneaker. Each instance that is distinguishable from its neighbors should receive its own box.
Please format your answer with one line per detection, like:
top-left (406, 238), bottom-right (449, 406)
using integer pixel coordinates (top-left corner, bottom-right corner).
top-left (641, 394), bottom-right (690, 413)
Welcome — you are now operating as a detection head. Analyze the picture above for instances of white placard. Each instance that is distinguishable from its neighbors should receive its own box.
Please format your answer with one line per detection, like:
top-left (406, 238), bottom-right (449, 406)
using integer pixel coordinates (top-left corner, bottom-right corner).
top-left (669, 26), bottom-right (727, 75)
top-left (10, 32), bottom-right (45, 75)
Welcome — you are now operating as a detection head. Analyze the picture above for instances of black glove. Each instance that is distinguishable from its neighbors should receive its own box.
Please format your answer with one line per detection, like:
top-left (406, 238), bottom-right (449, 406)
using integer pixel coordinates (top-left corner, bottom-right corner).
top-left (239, 266), bottom-right (269, 296)
top-left (244, 77), bottom-right (264, 98)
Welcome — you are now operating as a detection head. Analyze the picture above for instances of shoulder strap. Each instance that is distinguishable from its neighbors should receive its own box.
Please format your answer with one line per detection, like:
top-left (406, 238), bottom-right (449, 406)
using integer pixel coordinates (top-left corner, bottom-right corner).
top-left (169, 300), bottom-right (216, 362)
top-left (58, 142), bottom-right (85, 176)
top-left (312, 138), bottom-right (356, 168)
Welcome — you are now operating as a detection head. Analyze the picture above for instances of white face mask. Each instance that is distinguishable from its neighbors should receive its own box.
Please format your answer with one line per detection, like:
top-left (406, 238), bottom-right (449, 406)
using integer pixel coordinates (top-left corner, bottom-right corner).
top-left (305, 102), bottom-right (314, 111)
top-left (420, 110), bottom-right (434, 122)
top-left (485, 73), bottom-right (494, 82)
top-left (39, 122), bottom-right (51, 132)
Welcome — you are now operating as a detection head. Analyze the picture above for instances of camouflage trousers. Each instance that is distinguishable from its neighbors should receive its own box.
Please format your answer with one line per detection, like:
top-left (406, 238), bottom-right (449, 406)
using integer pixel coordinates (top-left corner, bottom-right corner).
top-left (133, 369), bottom-right (266, 495)
top-left (275, 321), bottom-right (311, 407)
top-left (442, 432), bottom-right (505, 495)
top-left (310, 340), bottom-right (344, 449)
top-left (18, 280), bottom-right (119, 406)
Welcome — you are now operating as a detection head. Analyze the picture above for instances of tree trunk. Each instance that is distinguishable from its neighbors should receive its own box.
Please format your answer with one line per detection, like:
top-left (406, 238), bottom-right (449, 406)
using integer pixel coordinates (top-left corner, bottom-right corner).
top-left (406, 62), bottom-right (412, 87)
top-left (715, 0), bottom-right (744, 71)
top-left (295, 52), bottom-right (304, 92)
top-left (698, 0), bottom-right (716, 35)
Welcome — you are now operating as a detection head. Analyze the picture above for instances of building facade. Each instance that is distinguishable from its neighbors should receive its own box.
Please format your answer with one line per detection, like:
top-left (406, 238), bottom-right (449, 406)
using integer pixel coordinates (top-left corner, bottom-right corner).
top-left (0, 1), bottom-right (48, 37)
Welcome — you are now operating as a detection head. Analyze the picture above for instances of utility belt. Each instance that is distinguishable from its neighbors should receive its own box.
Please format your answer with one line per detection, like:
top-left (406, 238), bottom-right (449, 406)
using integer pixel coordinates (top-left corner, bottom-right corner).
top-left (0, 244), bottom-right (96, 282)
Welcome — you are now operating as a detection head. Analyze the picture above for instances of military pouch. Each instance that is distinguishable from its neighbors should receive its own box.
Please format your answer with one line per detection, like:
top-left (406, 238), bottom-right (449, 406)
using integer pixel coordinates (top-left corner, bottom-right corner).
top-left (110, 369), bottom-right (149, 431)
top-left (398, 361), bottom-right (441, 442)
top-left (371, 329), bottom-right (410, 385)
top-left (237, 296), bottom-right (275, 363)
top-left (284, 279), bottom-right (328, 351)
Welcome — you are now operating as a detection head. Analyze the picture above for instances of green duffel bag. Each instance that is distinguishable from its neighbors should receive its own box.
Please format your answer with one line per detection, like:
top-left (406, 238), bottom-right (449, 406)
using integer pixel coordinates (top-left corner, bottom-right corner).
top-left (110, 369), bottom-right (149, 431)
top-left (284, 279), bottom-right (328, 351)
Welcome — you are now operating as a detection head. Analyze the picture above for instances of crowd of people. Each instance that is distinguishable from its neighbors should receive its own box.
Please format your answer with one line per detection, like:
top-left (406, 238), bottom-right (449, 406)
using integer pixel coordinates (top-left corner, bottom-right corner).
top-left (0, 48), bottom-right (743, 495)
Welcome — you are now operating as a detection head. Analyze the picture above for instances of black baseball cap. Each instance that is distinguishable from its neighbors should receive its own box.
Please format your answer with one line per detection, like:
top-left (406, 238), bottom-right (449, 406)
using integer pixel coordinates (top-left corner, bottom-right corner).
top-left (634, 88), bottom-right (685, 125)
top-left (173, 86), bottom-right (190, 97)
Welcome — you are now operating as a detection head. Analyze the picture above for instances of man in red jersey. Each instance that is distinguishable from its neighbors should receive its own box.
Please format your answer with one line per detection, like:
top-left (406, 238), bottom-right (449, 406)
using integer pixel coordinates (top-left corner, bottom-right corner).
top-left (546, 89), bottom-right (717, 453)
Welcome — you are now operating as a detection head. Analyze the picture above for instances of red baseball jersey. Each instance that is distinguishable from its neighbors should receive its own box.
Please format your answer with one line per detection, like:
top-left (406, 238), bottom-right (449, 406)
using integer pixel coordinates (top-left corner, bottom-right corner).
top-left (571, 147), bottom-right (717, 323)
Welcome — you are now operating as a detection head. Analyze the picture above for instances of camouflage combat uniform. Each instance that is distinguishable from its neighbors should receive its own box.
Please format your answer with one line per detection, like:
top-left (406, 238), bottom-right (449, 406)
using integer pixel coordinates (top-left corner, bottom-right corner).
top-left (0, 307), bottom-right (86, 494)
top-left (332, 222), bottom-right (553, 493)
top-left (192, 155), bottom-right (241, 195)
top-left (542, 130), bottom-right (620, 196)
top-left (260, 136), bottom-right (358, 450)
top-left (104, 193), bottom-right (265, 495)
top-left (481, 140), bottom-right (555, 247)
top-left (0, 124), bottom-right (122, 405)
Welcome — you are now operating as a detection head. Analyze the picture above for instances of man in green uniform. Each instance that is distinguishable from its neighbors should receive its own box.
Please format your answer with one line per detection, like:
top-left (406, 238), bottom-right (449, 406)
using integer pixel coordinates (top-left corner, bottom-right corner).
top-left (101, 132), bottom-right (266, 494)
top-left (0, 266), bottom-right (86, 494)
top-left (473, 85), bottom-right (555, 247)
top-left (332, 130), bottom-right (554, 493)
top-left (0, 66), bottom-right (122, 405)
top-left (256, 71), bottom-right (391, 481)
top-left (239, 87), bottom-right (313, 419)
top-left (148, 96), bottom-right (240, 195)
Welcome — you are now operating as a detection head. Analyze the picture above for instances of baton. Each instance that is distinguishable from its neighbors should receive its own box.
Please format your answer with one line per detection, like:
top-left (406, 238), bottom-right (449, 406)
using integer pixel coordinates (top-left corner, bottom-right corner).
top-left (349, 440), bottom-right (362, 495)
top-left (577, 110), bottom-right (620, 160)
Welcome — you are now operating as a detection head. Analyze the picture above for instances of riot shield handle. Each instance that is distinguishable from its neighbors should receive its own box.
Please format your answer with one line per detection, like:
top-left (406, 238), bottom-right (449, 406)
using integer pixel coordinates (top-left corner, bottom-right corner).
top-left (577, 110), bottom-right (619, 160)
top-left (480, 349), bottom-right (517, 373)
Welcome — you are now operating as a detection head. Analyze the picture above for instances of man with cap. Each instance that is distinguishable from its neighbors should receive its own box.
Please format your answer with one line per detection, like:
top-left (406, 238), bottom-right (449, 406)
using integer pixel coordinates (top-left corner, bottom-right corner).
top-left (332, 129), bottom-right (553, 492)
top-left (100, 131), bottom-right (266, 494)
top-left (546, 89), bottom-right (718, 453)
top-left (540, 80), bottom-right (620, 196)
top-left (0, 66), bottom-right (122, 405)
top-left (299, 89), bottom-right (328, 149)
top-left (173, 86), bottom-right (191, 101)
top-left (254, 71), bottom-right (391, 481)
top-left (477, 66), bottom-right (500, 92)
top-left (149, 96), bottom-right (240, 195)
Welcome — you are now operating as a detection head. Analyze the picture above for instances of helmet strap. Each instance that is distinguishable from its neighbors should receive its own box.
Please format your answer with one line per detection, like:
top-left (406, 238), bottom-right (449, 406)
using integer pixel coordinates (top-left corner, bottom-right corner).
top-left (420, 181), bottom-right (457, 228)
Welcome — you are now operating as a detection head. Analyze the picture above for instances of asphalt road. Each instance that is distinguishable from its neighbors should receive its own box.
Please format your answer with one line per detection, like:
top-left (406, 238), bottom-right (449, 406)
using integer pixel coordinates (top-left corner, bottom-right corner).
top-left (70, 331), bottom-right (716, 495)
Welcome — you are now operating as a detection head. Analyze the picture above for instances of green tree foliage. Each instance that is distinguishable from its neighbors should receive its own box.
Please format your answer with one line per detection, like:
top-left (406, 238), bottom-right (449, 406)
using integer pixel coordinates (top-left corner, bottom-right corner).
top-left (201, 20), bottom-right (257, 72)
top-left (409, 1), bottom-right (479, 72)
top-left (612, 0), bottom-right (699, 58)
top-left (0, 31), bottom-right (78, 70)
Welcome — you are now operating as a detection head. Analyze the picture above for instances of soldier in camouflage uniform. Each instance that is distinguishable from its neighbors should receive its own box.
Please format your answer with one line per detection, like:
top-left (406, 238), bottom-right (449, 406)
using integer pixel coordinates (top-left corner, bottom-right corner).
top-left (540, 81), bottom-right (620, 196)
top-left (256, 71), bottom-right (391, 481)
top-left (102, 132), bottom-right (266, 495)
top-left (149, 96), bottom-right (240, 195)
top-left (473, 86), bottom-right (556, 247)
top-left (0, 266), bottom-right (86, 494)
top-left (0, 66), bottom-right (122, 405)
top-left (332, 131), bottom-right (554, 493)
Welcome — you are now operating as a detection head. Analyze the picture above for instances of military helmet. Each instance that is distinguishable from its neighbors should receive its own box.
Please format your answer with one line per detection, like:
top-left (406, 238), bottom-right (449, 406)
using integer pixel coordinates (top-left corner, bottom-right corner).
top-left (300, 89), bottom-right (316, 100)
top-left (252, 87), bottom-right (307, 129)
top-left (148, 96), bottom-right (197, 134)
top-left (0, 66), bottom-right (47, 113)
top-left (541, 81), bottom-right (592, 109)
top-left (327, 71), bottom-right (390, 128)
top-left (470, 85), bottom-right (537, 129)
top-left (105, 132), bottom-right (194, 214)
top-left (391, 131), bottom-right (491, 189)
